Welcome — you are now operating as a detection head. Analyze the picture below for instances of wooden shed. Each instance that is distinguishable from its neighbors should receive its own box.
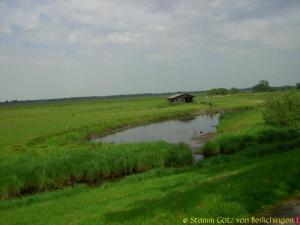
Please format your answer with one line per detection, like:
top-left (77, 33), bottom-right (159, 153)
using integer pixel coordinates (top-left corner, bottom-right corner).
top-left (167, 93), bottom-right (195, 103)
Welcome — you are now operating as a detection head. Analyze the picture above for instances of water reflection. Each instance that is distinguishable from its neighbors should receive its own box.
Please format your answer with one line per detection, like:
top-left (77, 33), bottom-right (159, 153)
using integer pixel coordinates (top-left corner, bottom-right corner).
top-left (94, 114), bottom-right (219, 149)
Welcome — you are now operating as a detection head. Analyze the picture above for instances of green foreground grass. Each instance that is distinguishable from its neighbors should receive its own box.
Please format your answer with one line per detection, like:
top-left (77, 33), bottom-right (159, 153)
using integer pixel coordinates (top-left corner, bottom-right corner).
top-left (0, 147), bottom-right (299, 225)
top-left (0, 91), bottom-right (300, 225)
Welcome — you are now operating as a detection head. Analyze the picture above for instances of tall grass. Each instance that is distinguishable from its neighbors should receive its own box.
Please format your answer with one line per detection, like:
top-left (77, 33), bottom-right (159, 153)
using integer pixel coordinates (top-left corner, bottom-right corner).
top-left (202, 128), bottom-right (300, 157)
top-left (0, 142), bottom-right (192, 199)
top-left (1, 148), bottom-right (299, 225)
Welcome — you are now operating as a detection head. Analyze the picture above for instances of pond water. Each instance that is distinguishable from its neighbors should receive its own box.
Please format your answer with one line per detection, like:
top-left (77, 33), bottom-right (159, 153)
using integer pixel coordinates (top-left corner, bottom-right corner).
top-left (93, 114), bottom-right (220, 150)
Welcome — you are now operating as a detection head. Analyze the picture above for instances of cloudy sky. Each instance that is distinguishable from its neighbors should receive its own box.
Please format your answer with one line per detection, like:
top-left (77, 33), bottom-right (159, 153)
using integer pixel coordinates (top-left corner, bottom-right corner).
top-left (0, 0), bottom-right (300, 101)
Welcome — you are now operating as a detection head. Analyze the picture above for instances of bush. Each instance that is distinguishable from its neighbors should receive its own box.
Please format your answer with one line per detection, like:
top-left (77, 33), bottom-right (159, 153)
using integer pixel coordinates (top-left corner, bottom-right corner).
top-left (202, 128), bottom-right (300, 157)
top-left (208, 87), bottom-right (240, 95)
top-left (252, 80), bottom-right (272, 92)
top-left (263, 92), bottom-right (300, 127)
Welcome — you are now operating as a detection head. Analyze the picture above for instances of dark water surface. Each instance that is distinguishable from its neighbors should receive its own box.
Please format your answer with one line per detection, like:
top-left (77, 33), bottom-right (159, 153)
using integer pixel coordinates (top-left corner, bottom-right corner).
top-left (94, 114), bottom-right (220, 149)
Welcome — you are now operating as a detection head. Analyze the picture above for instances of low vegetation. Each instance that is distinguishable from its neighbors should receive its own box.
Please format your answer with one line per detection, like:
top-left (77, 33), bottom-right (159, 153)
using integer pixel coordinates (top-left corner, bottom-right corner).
top-left (0, 139), bottom-right (299, 225)
top-left (0, 90), bottom-right (300, 225)
top-left (0, 142), bottom-right (192, 199)
top-left (0, 93), bottom-right (265, 150)
top-left (208, 87), bottom-right (239, 95)
top-left (202, 128), bottom-right (300, 156)
top-left (0, 93), bottom-right (265, 199)
top-left (203, 91), bottom-right (300, 156)
top-left (263, 91), bottom-right (300, 127)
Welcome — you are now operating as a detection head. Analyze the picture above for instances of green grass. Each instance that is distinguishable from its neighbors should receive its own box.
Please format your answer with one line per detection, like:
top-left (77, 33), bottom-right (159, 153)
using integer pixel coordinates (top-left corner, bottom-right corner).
top-left (0, 93), bottom-right (268, 198)
top-left (0, 142), bottom-right (192, 199)
top-left (0, 97), bottom-right (204, 149)
top-left (0, 93), bottom-right (265, 150)
top-left (0, 91), bottom-right (299, 225)
top-left (202, 128), bottom-right (300, 157)
top-left (203, 127), bottom-right (300, 156)
top-left (0, 148), bottom-right (299, 225)
top-left (218, 110), bottom-right (265, 134)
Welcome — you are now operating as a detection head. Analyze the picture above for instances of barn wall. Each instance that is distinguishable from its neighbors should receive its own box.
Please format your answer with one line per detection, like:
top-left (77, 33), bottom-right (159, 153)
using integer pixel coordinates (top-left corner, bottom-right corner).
top-left (168, 94), bottom-right (194, 103)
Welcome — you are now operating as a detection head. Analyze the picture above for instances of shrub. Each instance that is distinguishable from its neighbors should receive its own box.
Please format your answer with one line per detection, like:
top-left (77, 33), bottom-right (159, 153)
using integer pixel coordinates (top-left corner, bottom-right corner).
top-left (208, 88), bottom-right (229, 95)
top-left (202, 128), bottom-right (300, 157)
top-left (263, 92), bottom-right (300, 127)
top-left (252, 80), bottom-right (272, 92)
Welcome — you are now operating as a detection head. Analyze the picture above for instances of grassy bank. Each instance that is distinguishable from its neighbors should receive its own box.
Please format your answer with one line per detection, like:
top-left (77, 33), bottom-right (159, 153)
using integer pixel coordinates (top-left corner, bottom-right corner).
top-left (218, 110), bottom-right (265, 134)
top-left (0, 146), bottom-right (299, 225)
top-left (202, 127), bottom-right (300, 156)
top-left (0, 142), bottom-right (192, 199)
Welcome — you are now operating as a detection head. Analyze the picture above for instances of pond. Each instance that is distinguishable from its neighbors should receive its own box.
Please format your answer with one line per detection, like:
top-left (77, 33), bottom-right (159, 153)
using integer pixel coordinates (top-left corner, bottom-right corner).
top-left (93, 114), bottom-right (220, 152)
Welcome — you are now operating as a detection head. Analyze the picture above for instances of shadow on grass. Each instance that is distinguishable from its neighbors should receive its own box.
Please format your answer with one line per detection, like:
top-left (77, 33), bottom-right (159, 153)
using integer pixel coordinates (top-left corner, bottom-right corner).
top-left (104, 173), bottom-right (239, 223)
top-left (104, 151), bottom-right (300, 224)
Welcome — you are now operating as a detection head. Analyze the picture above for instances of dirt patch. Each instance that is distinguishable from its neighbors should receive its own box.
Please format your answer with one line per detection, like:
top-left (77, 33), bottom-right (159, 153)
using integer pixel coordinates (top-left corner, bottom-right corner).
top-left (255, 196), bottom-right (300, 225)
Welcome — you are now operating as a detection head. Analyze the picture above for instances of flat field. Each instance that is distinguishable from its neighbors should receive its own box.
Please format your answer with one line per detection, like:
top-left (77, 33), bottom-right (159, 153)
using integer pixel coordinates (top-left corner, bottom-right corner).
top-left (0, 93), bottom-right (264, 149)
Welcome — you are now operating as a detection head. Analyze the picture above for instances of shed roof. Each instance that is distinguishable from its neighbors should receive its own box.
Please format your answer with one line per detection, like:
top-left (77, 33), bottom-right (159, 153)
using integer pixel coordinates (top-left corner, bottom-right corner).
top-left (167, 93), bottom-right (195, 99)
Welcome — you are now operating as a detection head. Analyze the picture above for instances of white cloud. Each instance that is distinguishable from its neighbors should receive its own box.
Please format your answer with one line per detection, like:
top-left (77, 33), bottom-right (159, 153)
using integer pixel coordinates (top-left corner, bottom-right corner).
top-left (106, 32), bottom-right (142, 44)
top-left (1, 0), bottom-right (297, 52)
top-left (148, 25), bottom-right (167, 32)
top-left (1, 0), bottom-right (300, 100)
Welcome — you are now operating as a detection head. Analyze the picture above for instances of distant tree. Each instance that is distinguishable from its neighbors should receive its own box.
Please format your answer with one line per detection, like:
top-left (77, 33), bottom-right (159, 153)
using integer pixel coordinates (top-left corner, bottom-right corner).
top-left (252, 80), bottom-right (272, 92)
top-left (230, 87), bottom-right (239, 93)
top-left (208, 88), bottom-right (229, 95)
top-left (209, 87), bottom-right (240, 95)
top-left (263, 91), bottom-right (300, 127)
top-left (278, 85), bottom-right (295, 91)
top-left (296, 82), bottom-right (300, 89)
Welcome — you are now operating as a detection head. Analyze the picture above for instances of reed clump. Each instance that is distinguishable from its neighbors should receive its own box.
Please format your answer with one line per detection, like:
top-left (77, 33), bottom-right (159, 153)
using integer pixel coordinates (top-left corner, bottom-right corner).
top-left (0, 142), bottom-right (192, 199)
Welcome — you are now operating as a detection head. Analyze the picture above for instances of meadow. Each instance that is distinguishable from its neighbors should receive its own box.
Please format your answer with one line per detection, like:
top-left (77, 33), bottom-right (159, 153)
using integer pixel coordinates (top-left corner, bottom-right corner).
top-left (0, 93), bottom-right (264, 150)
top-left (0, 93), bottom-right (264, 198)
top-left (0, 91), bottom-right (299, 225)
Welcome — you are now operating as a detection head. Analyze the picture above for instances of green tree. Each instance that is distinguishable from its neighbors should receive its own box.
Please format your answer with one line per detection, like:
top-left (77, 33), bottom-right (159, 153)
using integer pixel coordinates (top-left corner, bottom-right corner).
top-left (263, 92), bottom-right (300, 127)
top-left (208, 88), bottom-right (229, 95)
top-left (230, 87), bottom-right (239, 93)
top-left (252, 80), bottom-right (271, 92)
top-left (296, 82), bottom-right (300, 89)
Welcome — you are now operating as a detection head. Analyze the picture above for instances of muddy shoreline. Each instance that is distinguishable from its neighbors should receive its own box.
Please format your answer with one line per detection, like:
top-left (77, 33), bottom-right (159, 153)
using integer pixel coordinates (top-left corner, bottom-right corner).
top-left (253, 195), bottom-right (300, 225)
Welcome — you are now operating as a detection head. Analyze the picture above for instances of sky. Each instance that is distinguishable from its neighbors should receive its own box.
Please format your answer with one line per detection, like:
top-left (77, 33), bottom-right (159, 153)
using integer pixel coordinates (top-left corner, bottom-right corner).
top-left (0, 0), bottom-right (300, 101)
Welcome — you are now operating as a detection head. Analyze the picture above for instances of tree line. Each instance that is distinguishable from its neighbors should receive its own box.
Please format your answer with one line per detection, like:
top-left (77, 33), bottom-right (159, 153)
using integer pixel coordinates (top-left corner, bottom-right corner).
top-left (208, 80), bottom-right (300, 95)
